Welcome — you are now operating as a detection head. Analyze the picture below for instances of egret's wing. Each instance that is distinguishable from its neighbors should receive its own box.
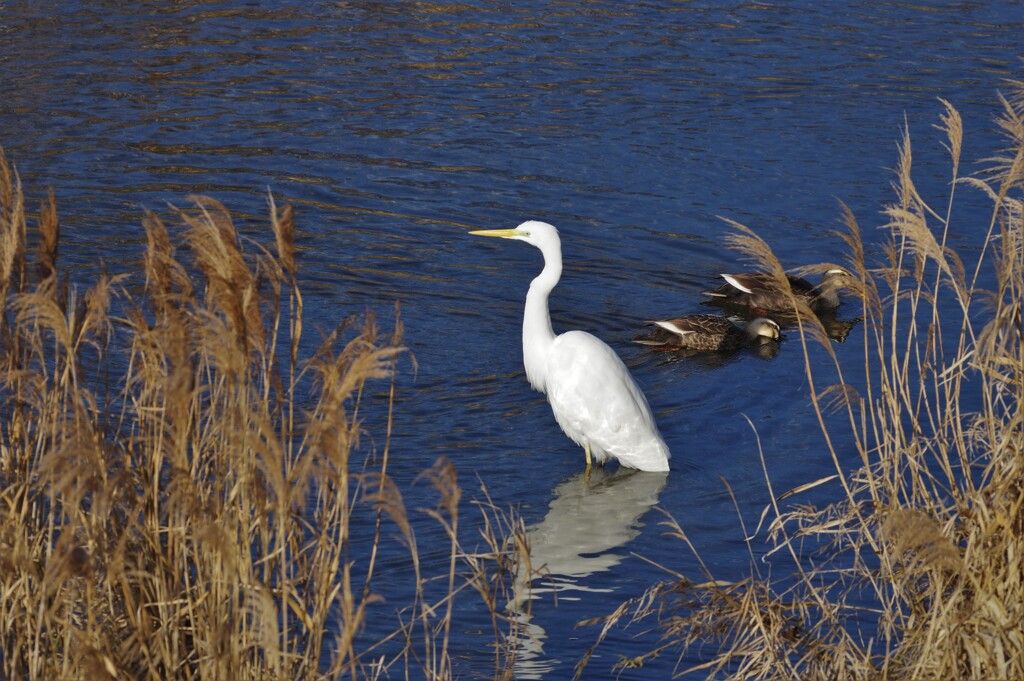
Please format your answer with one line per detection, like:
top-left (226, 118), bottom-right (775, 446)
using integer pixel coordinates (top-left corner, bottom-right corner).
top-left (545, 331), bottom-right (668, 469)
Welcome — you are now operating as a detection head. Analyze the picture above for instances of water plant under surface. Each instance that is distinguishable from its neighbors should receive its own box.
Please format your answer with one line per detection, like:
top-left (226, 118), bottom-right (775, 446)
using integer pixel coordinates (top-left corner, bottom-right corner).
top-left (579, 84), bottom-right (1024, 679)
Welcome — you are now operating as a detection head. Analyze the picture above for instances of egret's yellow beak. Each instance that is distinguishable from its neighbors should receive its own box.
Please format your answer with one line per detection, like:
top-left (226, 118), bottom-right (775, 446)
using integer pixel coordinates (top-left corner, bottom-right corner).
top-left (469, 228), bottom-right (520, 238)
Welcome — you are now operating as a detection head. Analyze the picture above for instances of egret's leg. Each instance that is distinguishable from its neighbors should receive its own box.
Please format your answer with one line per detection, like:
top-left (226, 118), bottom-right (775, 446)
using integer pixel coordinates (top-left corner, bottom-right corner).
top-left (583, 441), bottom-right (592, 486)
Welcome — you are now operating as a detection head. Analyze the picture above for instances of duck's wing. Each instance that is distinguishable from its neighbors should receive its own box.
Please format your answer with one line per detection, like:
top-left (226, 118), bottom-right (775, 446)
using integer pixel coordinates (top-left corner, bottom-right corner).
top-left (651, 314), bottom-right (733, 338)
top-left (784, 274), bottom-right (818, 295)
top-left (631, 329), bottom-right (676, 347)
top-left (720, 272), bottom-right (774, 294)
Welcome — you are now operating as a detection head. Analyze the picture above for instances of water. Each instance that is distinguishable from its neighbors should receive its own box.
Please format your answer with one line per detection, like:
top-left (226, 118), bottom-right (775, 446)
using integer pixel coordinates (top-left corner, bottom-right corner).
top-left (2, 1), bottom-right (1020, 677)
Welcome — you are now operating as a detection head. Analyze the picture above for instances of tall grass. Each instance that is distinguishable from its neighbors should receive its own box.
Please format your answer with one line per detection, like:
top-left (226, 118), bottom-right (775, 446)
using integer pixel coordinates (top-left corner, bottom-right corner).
top-left (581, 84), bottom-right (1024, 678)
top-left (0, 154), bottom-right (528, 680)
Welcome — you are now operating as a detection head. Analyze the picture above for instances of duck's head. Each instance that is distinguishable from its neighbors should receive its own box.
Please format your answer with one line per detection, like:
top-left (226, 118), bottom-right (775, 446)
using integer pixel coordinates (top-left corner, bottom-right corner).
top-left (748, 317), bottom-right (781, 341)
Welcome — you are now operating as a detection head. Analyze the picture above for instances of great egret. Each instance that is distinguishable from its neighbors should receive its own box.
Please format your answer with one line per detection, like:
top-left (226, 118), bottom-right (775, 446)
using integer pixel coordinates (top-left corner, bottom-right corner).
top-left (704, 269), bottom-right (852, 313)
top-left (470, 221), bottom-right (670, 473)
top-left (633, 314), bottom-right (780, 352)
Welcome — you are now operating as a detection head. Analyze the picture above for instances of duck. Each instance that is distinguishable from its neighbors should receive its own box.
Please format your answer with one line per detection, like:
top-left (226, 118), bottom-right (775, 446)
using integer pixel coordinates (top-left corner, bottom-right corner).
top-left (633, 314), bottom-right (781, 352)
top-left (703, 268), bottom-right (851, 314)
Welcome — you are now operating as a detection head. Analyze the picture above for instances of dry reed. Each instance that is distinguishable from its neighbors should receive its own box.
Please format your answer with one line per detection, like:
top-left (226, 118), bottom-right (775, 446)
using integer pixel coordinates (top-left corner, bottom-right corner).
top-left (580, 84), bottom-right (1024, 679)
top-left (0, 151), bottom-right (528, 680)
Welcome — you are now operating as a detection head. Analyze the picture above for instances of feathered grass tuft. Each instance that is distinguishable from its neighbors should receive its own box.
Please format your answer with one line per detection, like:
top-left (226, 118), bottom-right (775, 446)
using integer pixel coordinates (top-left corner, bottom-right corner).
top-left (0, 158), bottom-right (526, 680)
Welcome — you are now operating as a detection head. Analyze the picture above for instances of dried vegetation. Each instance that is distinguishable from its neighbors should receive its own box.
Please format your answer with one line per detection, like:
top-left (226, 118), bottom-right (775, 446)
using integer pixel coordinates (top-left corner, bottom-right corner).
top-left (0, 153), bottom-right (529, 680)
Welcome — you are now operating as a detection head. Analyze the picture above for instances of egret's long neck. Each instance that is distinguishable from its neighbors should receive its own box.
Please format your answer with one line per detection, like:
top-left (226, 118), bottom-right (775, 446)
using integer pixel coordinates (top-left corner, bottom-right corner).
top-left (522, 241), bottom-right (561, 394)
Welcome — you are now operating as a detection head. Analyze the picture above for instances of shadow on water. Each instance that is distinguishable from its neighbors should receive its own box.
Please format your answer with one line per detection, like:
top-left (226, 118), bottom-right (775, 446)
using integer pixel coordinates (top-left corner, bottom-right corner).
top-left (641, 337), bottom-right (783, 367)
top-left (507, 467), bottom-right (668, 679)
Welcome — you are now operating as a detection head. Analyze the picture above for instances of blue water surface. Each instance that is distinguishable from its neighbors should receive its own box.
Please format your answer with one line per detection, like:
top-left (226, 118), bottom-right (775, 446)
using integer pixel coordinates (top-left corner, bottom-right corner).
top-left (1, 1), bottom-right (1020, 677)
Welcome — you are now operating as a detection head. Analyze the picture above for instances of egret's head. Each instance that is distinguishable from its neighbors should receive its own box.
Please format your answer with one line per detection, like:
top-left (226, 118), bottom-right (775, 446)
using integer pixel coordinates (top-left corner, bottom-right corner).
top-left (748, 317), bottom-right (781, 341)
top-left (470, 220), bottom-right (559, 248)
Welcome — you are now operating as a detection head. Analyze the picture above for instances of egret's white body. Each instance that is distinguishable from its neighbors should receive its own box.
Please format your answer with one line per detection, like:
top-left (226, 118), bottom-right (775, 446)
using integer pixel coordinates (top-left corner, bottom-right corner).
top-left (471, 221), bottom-right (670, 473)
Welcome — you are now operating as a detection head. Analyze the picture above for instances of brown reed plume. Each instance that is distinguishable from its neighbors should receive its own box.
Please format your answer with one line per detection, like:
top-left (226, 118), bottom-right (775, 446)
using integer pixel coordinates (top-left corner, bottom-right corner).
top-left (581, 84), bottom-right (1024, 679)
top-left (0, 157), bottom-right (528, 680)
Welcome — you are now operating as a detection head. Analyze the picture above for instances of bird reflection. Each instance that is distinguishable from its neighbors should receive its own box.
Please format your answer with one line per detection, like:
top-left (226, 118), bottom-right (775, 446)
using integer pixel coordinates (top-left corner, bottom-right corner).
top-left (508, 467), bottom-right (667, 678)
top-left (817, 310), bottom-right (862, 343)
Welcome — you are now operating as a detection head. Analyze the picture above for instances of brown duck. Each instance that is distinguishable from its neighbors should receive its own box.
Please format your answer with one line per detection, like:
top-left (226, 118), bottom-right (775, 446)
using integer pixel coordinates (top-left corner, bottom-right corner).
top-left (703, 269), bottom-right (851, 314)
top-left (633, 314), bottom-right (781, 352)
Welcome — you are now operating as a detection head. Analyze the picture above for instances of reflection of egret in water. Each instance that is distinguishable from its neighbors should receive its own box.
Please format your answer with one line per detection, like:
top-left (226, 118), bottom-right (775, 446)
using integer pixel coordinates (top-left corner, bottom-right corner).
top-left (509, 467), bottom-right (667, 678)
